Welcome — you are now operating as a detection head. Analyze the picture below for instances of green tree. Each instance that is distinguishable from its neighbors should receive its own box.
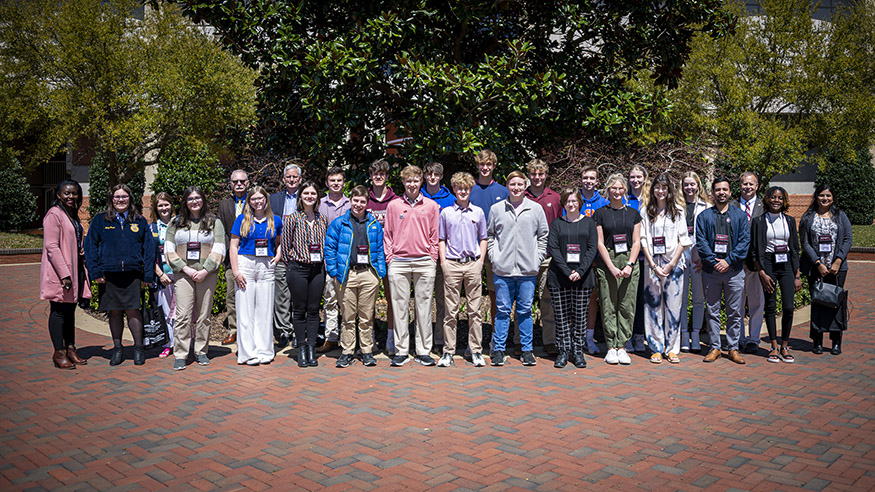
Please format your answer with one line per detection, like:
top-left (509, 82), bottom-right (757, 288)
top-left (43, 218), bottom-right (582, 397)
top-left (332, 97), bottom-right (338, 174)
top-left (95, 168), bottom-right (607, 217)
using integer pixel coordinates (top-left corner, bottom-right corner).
top-left (181, 0), bottom-right (734, 174)
top-left (150, 139), bottom-right (227, 203)
top-left (0, 153), bottom-right (38, 231)
top-left (667, 0), bottom-right (875, 182)
top-left (0, 0), bottom-right (257, 186)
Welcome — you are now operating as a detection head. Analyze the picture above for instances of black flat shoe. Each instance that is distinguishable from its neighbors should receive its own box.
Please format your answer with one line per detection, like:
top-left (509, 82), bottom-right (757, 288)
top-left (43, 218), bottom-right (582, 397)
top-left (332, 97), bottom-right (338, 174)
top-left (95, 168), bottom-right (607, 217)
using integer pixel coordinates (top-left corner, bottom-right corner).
top-left (554, 351), bottom-right (568, 368)
top-left (133, 345), bottom-right (145, 365)
top-left (830, 343), bottom-right (841, 356)
top-left (109, 346), bottom-right (124, 366)
top-left (812, 344), bottom-right (823, 355)
top-left (572, 353), bottom-right (587, 369)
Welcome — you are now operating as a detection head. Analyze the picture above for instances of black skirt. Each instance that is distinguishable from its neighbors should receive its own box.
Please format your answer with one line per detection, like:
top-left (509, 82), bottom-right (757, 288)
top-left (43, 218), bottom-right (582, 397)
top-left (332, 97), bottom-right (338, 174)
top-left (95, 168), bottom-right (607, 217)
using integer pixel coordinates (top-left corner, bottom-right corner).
top-left (98, 271), bottom-right (143, 311)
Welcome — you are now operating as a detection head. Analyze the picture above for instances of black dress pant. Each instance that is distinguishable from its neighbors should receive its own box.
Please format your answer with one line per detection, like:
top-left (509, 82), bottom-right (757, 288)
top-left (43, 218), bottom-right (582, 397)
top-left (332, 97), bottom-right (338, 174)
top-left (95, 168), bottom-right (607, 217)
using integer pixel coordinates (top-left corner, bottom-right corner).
top-left (48, 301), bottom-right (76, 350)
top-left (761, 254), bottom-right (796, 343)
top-left (286, 261), bottom-right (325, 348)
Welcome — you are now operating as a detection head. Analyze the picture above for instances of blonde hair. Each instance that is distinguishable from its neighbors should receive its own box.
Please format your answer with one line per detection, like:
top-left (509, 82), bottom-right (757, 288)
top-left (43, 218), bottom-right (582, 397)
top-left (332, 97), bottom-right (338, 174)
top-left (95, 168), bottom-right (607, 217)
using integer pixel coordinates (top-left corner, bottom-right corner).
top-left (451, 172), bottom-right (475, 189)
top-left (603, 173), bottom-right (628, 201)
top-left (629, 164), bottom-right (651, 207)
top-left (400, 165), bottom-right (423, 180)
top-left (239, 186), bottom-right (275, 238)
top-left (526, 158), bottom-right (548, 174)
top-left (475, 149), bottom-right (497, 166)
top-left (682, 171), bottom-right (711, 206)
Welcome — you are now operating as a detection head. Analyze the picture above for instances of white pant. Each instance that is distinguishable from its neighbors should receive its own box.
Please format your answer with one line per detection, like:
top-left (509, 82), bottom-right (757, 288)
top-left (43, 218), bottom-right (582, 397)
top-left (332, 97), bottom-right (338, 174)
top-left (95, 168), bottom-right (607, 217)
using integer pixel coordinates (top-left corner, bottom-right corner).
top-left (388, 258), bottom-right (436, 356)
top-left (741, 266), bottom-right (764, 344)
top-left (236, 256), bottom-right (276, 363)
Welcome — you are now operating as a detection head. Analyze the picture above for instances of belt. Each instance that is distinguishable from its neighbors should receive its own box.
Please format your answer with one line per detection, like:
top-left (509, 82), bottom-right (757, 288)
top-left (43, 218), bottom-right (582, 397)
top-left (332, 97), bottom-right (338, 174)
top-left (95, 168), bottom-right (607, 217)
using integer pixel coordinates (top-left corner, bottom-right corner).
top-left (449, 256), bottom-right (479, 264)
top-left (350, 264), bottom-right (370, 271)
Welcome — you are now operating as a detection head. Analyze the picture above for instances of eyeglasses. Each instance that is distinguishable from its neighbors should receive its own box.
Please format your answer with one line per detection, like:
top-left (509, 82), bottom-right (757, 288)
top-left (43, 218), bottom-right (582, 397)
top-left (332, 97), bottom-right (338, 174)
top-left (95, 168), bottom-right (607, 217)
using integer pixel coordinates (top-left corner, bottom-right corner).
top-left (187, 196), bottom-right (203, 203)
top-left (231, 179), bottom-right (247, 184)
top-left (113, 195), bottom-right (130, 201)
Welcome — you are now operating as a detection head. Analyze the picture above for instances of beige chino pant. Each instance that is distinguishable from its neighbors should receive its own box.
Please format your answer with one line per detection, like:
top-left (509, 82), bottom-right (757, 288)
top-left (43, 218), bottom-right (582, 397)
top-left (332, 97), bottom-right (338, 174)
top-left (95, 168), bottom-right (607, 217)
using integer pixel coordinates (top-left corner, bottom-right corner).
top-left (339, 266), bottom-right (380, 354)
top-left (442, 259), bottom-right (484, 354)
top-left (388, 258), bottom-right (436, 357)
top-left (173, 272), bottom-right (218, 360)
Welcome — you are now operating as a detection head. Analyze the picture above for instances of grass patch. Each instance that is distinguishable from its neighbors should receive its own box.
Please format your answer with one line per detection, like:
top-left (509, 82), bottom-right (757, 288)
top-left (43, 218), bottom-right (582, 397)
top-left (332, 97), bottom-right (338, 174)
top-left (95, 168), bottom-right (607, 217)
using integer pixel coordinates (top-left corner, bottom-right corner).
top-left (0, 232), bottom-right (43, 249)
top-left (851, 225), bottom-right (875, 248)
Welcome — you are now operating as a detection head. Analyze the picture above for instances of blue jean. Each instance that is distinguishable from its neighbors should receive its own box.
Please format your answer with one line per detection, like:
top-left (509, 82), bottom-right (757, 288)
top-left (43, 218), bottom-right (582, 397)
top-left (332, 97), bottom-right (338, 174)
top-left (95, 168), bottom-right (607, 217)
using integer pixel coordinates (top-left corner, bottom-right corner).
top-left (493, 276), bottom-right (536, 352)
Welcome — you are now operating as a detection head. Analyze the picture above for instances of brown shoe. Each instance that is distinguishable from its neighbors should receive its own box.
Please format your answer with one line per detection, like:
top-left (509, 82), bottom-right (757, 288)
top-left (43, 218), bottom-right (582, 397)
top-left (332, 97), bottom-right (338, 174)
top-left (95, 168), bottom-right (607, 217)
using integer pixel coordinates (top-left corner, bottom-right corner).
top-left (727, 349), bottom-right (746, 365)
top-left (316, 340), bottom-right (338, 353)
top-left (543, 343), bottom-right (559, 356)
top-left (703, 348), bottom-right (721, 362)
top-left (66, 346), bottom-right (87, 365)
top-left (52, 350), bottom-right (75, 369)
top-left (222, 333), bottom-right (236, 345)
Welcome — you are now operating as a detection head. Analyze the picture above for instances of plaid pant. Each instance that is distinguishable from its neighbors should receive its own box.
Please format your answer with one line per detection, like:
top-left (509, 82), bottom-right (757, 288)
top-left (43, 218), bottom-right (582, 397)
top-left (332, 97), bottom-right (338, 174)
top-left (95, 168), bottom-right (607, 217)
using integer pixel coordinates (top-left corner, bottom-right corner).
top-left (548, 285), bottom-right (594, 355)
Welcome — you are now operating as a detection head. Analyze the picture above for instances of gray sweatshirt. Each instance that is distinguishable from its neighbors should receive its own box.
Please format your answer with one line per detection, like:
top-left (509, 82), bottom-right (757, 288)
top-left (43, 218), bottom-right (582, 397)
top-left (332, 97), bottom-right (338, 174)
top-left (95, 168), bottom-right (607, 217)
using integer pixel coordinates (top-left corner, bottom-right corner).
top-left (487, 197), bottom-right (548, 277)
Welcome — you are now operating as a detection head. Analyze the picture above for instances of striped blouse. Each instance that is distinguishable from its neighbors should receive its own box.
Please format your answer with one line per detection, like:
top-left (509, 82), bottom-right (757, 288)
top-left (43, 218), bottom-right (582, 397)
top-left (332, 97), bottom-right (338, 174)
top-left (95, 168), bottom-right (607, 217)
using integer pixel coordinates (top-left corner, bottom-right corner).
top-left (281, 211), bottom-right (328, 264)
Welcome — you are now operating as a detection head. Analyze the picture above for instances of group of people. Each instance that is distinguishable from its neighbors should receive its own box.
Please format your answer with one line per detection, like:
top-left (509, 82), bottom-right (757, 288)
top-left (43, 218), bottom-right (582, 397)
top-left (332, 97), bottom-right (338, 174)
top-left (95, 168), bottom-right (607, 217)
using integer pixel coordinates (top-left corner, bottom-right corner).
top-left (39, 150), bottom-right (853, 370)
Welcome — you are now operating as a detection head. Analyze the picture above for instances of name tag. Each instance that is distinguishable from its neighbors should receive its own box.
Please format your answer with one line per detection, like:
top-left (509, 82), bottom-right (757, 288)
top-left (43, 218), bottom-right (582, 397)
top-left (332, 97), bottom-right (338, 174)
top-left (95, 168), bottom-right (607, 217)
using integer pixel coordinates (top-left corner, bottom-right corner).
top-left (357, 245), bottom-right (369, 264)
top-left (818, 235), bottom-right (832, 253)
top-left (160, 254), bottom-right (166, 264)
top-left (566, 244), bottom-right (580, 263)
top-left (774, 244), bottom-right (788, 263)
top-left (309, 243), bottom-right (322, 263)
top-left (652, 236), bottom-right (666, 255)
top-left (187, 242), bottom-right (200, 261)
top-left (714, 234), bottom-right (729, 254)
top-left (613, 234), bottom-right (628, 254)
top-left (255, 239), bottom-right (269, 257)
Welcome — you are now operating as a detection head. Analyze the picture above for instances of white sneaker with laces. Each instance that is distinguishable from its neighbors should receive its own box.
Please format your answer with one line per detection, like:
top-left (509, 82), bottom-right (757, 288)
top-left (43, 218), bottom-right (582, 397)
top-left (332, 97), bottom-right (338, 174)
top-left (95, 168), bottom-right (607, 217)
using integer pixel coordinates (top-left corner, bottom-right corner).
top-left (437, 353), bottom-right (454, 367)
top-left (605, 348), bottom-right (619, 365)
top-left (471, 353), bottom-right (486, 367)
top-left (617, 348), bottom-right (632, 365)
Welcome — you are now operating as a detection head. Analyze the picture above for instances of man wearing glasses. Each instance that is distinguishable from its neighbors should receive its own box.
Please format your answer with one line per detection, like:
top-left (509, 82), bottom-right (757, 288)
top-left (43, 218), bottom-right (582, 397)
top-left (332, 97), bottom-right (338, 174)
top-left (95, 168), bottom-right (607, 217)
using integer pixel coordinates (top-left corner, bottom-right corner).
top-left (269, 163), bottom-right (302, 348)
top-left (218, 170), bottom-right (249, 345)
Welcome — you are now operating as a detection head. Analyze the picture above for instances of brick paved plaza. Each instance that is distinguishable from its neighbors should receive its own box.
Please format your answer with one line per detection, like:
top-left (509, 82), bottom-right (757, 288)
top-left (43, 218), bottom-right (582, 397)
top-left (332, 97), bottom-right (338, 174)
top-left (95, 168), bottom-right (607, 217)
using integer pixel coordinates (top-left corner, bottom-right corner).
top-left (2, 262), bottom-right (873, 491)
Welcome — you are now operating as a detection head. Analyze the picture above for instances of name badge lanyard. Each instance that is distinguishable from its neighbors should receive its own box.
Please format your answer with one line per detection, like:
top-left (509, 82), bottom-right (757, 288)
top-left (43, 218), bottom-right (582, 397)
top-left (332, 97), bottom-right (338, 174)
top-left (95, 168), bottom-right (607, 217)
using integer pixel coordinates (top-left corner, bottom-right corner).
top-left (187, 229), bottom-right (201, 261)
top-left (768, 214), bottom-right (789, 263)
top-left (714, 213), bottom-right (732, 255)
top-left (611, 207), bottom-right (629, 254)
top-left (652, 213), bottom-right (667, 256)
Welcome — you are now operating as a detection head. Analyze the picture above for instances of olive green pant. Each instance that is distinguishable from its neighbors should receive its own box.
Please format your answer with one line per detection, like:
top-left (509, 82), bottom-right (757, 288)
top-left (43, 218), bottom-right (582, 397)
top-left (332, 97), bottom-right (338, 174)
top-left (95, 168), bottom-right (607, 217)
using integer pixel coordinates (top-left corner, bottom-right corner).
top-left (595, 251), bottom-right (639, 349)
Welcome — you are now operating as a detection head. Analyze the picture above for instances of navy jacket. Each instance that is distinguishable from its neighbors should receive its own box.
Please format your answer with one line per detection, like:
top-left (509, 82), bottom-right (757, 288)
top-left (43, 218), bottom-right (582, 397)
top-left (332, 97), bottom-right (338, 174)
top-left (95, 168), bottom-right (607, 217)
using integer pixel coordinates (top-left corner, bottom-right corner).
top-left (324, 210), bottom-right (387, 284)
top-left (695, 205), bottom-right (750, 274)
top-left (85, 213), bottom-right (156, 283)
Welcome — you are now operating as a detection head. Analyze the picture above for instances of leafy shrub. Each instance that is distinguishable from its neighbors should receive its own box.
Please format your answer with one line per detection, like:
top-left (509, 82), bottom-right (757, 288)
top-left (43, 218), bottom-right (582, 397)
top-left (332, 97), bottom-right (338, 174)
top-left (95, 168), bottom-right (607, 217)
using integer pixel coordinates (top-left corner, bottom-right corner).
top-left (0, 155), bottom-right (38, 231)
top-left (816, 148), bottom-right (875, 225)
top-left (87, 150), bottom-right (145, 220)
top-left (150, 140), bottom-right (226, 208)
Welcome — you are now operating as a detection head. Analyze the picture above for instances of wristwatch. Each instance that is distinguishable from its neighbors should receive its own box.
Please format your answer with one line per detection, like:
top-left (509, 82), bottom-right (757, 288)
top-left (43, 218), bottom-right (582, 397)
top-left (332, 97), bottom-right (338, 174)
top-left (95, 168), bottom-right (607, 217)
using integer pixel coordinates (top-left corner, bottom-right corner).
top-left (626, 261), bottom-right (635, 267)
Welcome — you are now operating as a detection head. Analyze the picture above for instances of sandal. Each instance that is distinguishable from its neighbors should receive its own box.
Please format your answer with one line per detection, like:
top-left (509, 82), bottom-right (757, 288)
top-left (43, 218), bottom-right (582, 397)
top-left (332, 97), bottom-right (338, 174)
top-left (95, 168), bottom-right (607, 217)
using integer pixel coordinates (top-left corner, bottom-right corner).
top-left (159, 347), bottom-right (172, 358)
top-left (780, 347), bottom-right (795, 363)
top-left (666, 352), bottom-right (680, 364)
top-left (650, 353), bottom-right (662, 364)
top-left (767, 349), bottom-right (780, 363)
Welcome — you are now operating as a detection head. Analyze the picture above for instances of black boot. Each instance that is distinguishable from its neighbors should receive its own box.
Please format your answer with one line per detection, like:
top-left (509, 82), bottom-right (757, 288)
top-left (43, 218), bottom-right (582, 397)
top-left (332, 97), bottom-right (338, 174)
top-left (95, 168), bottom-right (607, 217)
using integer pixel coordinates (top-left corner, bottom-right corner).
top-left (109, 344), bottom-right (125, 366)
top-left (554, 350), bottom-right (568, 368)
top-left (133, 345), bottom-right (145, 365)
top-left (830, 343), bottom-right (841, 355)
top-left (306, 344), bottom-right (318, 367)
top-left (297, 345), bottom-right (308, 367)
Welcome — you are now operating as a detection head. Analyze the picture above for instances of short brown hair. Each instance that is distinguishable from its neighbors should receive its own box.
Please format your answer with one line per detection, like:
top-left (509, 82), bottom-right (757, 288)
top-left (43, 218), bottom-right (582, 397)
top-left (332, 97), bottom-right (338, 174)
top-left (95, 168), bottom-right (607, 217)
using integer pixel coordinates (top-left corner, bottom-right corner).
top-left (369, 159), bottom-right (389, 175)
top-left (559, 188), bottom-right (583, 208)
top-left (526, 158), bottom-right (548, 174)
top-left (400, 165), bottom-right (423, 180)
top-left (581, 165), bottom-right (598, 178)
top-left (350, 185), bottom-right (368, 199)
top-left (450, 172), bottom-right (475, 189)
top-left (475, 149), bottom-right (497, 166)
top-left (506, 170), bottom-right (526, 184)
top-left (425, 162), bottom-right (444, 176)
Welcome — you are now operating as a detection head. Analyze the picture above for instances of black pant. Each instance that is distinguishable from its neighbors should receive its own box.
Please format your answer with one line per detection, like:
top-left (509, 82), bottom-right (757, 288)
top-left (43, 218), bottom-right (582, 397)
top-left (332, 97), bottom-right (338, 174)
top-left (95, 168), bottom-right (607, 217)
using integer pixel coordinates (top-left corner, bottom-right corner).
top-left (632, 258), bottom-right (645, 337)
top-left (287, 261), bottom-right (325, 347)
top-left (808, 270), bottom-right (847, 345)
top-left (761, 254), bottom-right (796, 343)
top-left (48, 301), bottom-right (76, 350)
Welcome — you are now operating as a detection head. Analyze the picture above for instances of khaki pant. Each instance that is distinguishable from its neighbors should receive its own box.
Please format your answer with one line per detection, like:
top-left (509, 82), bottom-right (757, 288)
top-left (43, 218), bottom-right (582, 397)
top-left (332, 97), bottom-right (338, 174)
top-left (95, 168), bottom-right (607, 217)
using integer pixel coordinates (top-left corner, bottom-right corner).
top-left (224, 267), bottom-right (237, 335)
top-left (173, 272), bottom-right (218, 360)
top-left (323, 276), bottom-right (340, 342)
top-left (339, 267), bottom-right (380, 354)
top-left (442, 259), bottom-right (484, 354)
top-left (388, 258), bottom-right (436, 356)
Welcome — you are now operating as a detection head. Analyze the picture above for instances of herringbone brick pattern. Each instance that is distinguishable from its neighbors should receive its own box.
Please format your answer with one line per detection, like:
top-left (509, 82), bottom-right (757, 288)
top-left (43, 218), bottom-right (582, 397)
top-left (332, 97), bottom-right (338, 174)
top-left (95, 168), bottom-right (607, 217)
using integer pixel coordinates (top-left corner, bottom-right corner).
top-left (2, 262), bottom-right (873, 490)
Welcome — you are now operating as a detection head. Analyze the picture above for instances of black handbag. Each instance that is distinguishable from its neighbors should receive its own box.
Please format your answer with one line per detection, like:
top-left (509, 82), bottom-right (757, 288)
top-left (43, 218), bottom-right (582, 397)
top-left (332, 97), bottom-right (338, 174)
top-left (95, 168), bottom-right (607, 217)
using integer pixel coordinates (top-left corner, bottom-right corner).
top-left (812, 278), bottom-right (846, 309)
top-left (142, 288), bottom-right (169, 350)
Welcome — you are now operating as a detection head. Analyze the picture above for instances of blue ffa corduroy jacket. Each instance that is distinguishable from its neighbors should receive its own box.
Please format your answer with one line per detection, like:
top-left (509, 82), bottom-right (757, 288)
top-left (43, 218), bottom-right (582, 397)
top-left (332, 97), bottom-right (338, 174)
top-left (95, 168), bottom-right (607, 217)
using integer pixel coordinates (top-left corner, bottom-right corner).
top-left (695, 204), bottom-right (750, 274)
top-left (85, 212), bottom-right (156, 283)
top-left (324, 210), bottom-right (387, 284)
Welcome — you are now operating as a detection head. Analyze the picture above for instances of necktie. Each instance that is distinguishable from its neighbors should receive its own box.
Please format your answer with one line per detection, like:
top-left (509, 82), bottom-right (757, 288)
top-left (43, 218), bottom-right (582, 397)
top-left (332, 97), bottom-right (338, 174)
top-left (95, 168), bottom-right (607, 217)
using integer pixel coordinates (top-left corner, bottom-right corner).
top-left (745, 201), bottom-right (751, 221)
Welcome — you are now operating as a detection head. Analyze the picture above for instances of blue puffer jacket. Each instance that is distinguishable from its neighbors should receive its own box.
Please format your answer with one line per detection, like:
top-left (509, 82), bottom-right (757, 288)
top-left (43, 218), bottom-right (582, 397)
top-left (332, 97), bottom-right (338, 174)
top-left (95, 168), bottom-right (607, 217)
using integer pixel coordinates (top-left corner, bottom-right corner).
top-left (325, 211), bottom-right (387, 284)
top-left (85, 212), bottom-right (156, 283)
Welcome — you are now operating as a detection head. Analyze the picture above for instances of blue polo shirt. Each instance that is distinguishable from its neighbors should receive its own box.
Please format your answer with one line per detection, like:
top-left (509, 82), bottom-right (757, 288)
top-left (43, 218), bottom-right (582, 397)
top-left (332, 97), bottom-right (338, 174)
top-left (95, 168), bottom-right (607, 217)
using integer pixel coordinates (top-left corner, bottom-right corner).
top-left (231, 214), bottom-right (283, 257)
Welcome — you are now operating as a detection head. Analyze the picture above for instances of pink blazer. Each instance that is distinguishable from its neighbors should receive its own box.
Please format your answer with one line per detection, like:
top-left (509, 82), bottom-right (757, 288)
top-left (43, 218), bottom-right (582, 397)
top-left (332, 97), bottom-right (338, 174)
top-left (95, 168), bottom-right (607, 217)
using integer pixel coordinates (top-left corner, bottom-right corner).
top-left (40, 206), bottom-right (91, 303)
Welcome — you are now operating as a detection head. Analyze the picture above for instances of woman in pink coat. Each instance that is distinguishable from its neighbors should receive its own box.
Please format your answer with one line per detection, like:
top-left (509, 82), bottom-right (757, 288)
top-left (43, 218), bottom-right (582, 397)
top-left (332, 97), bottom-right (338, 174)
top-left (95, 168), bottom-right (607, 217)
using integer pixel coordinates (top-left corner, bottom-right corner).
top-left (40, 180), bottom-right (91, 369)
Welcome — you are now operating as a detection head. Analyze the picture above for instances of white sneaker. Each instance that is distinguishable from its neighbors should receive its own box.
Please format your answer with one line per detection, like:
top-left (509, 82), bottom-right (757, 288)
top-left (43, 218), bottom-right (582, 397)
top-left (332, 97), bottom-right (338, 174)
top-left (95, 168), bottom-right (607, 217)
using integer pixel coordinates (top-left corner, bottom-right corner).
top-left (586, 339), bottom-right (600, 355)
top-left (633, 334), bottom-right (646, 353)
top-left (437, 353), bottom-right (454, 367)
top-left (617, 348), bottom-right (632, 365)
top-left (605, 348), bottom-right (619, 365)
top-left (471, 353), bottom-right (486, 367)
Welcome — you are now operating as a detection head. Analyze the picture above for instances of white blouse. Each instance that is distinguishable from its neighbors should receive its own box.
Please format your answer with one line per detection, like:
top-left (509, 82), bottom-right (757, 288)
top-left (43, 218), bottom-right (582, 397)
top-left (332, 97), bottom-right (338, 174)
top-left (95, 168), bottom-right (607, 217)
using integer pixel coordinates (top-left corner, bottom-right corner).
top-left (640, 205), bottom-right (693, 268)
